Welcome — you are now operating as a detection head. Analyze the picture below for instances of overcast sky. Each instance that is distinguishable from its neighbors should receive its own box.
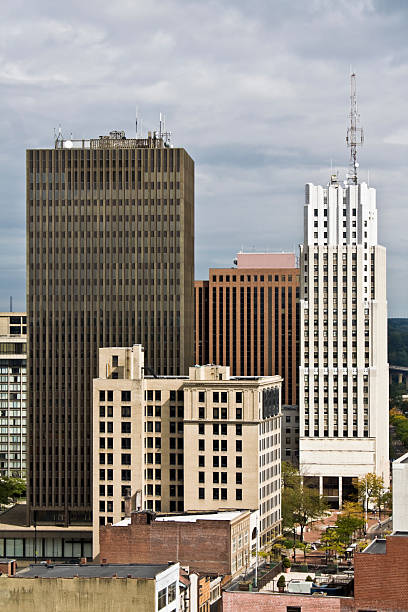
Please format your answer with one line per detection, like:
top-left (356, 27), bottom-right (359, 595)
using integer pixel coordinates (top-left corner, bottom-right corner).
top-left (0, 0), bottom-right (407, 316)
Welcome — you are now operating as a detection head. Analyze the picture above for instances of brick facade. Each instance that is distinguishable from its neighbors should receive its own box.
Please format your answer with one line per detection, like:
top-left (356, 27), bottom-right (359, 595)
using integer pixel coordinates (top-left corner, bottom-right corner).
top-left (354, 534), bottom-right (408, 612)
top-left (222, 591), bottom-right (354, 611)
top-left (0, 559), bottom-right (16, 576)
top-left (100, 511), bottom-right (232, 575)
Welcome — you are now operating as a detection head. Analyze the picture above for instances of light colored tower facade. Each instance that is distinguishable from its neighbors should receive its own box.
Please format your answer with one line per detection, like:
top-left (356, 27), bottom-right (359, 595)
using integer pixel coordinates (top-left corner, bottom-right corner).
top-left (0, 312), bottom-right (27, 478)
top-left (299, 76), bottom-right (389, 507)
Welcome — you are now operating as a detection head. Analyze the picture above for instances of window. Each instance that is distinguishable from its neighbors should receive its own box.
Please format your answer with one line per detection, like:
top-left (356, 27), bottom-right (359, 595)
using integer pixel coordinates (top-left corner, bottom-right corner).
top-left (121, 453), bottom-right (131, 465)
top-left (121, 406), bottom-right (131, 418)
top-left (213, 408), bottom-right (219, 419)
top-left (213, 488), bottom-right (219, 499)
top-left (213, 392), bottom-right (219, 403)
top-left (121, 422), bottom-right (131, 433)
top-left (198, 391), bottom-right (205, 403)
top-left (199, 487), bottom-right (205, 499)
top-left (236, 424), bottom-right (242, 436)
top-left (158, 588), bottom-right (167, 610)
top-left (236, 489), bottom-right (242, 500)
top-left (199, 439), bottom-right (205, 451)
top-left (236, 408), bottom-right (242, 419)
top-left (99, 391), bottom-right (105, 401)
top-left (121, 438), bottom-right (131, 449)
top-left (121, 390), bottom-right (131, 402)
top-left (236, 473), bottom-right (242, 484)
top-left (121, 469), bottom-right (131, 481)
top-left (213, 424), bottom-right (219, 435)
top-left (199, 407), bottom-right (205, 419)
top-left (199, 456), bottom-right (205, 467)
top-left (286, 607), bottom-right (301, 612)
top-left (236, 440), bottom-right (242, 452)
top-left (221, 392), bottom-right (227, 403)
top-left (236, 456), bottom-right (242, 468)
top-left (213, 440), bottom-right (219, 451)
top-left (168, 582), bottom-right (177, 603)
top-left (199, 472), bottom-right (205, 483)
top-left (198, 423), bottom-right (204, 435)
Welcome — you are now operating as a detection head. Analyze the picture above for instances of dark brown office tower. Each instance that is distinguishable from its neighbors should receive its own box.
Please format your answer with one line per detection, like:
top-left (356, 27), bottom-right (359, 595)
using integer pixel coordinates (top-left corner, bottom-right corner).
top-left (194, 253), bottom-right (299, 405)
top-left (27, 130), bottom-right (194, 524)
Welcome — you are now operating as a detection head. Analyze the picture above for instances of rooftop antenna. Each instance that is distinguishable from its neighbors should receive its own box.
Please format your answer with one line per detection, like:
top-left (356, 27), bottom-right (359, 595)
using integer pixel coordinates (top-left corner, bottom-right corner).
top-left (159, 112), bottom-right (163, 138)
top-left (346, 72), bottom-right (364, 185)
top-left (135, 107), bottom-right (139, 137)
top-left (9, 296), bottom-right (12, 312)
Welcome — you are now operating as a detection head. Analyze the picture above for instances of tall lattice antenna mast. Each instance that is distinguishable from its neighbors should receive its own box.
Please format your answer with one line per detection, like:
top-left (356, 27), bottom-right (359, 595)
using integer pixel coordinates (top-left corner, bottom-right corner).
top-left (346, 72), bottom-right (364, 184)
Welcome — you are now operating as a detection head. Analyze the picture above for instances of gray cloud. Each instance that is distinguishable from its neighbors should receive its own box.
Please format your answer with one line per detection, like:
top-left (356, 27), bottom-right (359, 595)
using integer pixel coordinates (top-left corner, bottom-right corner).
top-left (0, 0), bottom-right (407, 315)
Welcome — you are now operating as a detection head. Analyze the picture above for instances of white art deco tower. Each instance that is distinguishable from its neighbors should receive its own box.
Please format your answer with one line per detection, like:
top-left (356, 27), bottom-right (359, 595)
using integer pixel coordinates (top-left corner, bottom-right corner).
top-left (299, 75), bottom-right (389, 507)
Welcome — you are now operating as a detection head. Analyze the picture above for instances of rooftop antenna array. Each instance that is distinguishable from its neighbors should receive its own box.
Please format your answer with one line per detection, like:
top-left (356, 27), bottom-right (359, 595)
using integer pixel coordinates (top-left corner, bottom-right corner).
top-left (346, 72), bottom-right (364, 184)
top-left (155, 112), bottom-right (171, 146)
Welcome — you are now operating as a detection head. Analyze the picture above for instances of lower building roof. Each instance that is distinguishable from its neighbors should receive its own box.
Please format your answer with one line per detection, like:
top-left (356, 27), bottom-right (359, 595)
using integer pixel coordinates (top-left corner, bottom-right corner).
top-left (15, 563), bottom-right (173, 579)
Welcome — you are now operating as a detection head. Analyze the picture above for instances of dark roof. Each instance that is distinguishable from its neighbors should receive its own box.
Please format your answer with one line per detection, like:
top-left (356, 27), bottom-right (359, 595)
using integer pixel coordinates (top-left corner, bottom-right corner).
top-left (363, 539), bottom-right (386, 554)
top-left (15, 563), bottom-right (172, 579)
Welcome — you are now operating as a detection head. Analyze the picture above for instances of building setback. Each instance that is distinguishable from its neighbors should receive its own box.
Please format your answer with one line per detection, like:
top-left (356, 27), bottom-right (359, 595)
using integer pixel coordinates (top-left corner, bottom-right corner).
top-left (92, 345), bottom-right (282, 555)
top-left (194, 252), bottom-right (299, 405)
top-left (26, 130), bottom-right (194, 525)
top-left (0, 312), bottom-right (27, 478)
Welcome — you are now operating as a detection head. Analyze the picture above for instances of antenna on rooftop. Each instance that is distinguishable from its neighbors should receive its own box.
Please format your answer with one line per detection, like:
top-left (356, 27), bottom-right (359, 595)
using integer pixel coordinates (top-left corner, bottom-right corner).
top-left (135, 107), bottom-right (138, 137)
top-left (346, 72), bottom-right (364, 185)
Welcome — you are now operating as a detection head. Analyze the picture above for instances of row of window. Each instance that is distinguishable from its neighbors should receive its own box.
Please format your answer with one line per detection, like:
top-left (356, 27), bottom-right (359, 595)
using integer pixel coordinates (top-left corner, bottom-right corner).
top-left (198, 439), bottom-right (242, 452)
top-left (198, 488), bottom-right (242, 501)
top-left (212, 274), bottom-right (297, 283)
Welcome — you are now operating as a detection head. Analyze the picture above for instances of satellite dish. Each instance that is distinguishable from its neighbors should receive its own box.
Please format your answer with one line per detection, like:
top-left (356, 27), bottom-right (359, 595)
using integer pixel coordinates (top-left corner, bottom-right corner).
top-left (64, 140), bottom-right (73, 149)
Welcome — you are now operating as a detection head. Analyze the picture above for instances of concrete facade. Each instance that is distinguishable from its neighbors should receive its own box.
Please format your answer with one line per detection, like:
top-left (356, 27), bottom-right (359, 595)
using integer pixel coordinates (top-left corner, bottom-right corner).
top-left (299, 176), bottom-right (389, 506)
top-left (27, 131), bottom-right (195, 525)
top-left (92, 345), bottom-right (282, 555)
top-left (392, 451), bottom-right (408, 532)
top-left (0, 562), bottom-right (180, 612)
top-left (282, 405), bottom-right (299, 465)
top-left (0, 312), bottom-right (27, 478)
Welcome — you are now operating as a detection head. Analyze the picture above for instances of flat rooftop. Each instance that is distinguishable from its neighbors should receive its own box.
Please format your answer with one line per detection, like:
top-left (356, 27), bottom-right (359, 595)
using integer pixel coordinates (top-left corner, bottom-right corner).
top-left (362, 539), bottom-right (386, 554)
top-left (15, 563), bottom-right (171, 579)
top-left (114, 510), bottom-right (248, 527)
top-left (0, 504), bottom-right (92, 533)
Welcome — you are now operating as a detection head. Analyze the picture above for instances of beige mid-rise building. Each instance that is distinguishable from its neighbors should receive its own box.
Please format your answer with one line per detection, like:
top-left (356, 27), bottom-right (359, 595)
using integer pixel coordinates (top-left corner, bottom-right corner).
top-left (92, 345), bottom-right (282, 555)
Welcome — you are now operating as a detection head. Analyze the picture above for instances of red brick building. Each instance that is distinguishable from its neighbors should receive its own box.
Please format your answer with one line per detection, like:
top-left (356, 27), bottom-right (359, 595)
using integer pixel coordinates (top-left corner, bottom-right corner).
top-left (354, 532), bottom-right (408, 611)
top-left (99, 509), bottom-right (254, 577)
top-left (194, 253), bottom-right (300, 405)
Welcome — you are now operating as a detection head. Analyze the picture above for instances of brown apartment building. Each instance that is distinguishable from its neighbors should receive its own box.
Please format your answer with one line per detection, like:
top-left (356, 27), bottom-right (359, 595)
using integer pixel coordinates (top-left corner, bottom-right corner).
top-left (195, 252), bottom-right (300, 406)
top-left (27, 130), bottom-right (194, 525)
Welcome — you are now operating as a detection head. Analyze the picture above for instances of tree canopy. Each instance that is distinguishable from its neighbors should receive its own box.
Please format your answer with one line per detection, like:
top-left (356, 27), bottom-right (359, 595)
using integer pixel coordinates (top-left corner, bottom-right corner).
top-left (282, 462), bottom-right (329, 542)
top-left (0, 477), bottom-right (26, 505)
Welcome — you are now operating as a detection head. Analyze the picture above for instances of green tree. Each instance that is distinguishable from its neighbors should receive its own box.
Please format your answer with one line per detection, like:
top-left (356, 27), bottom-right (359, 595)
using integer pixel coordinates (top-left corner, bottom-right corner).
top-left (281, 461), bottom-right (301, 489)
top-left (357, 473), bottom-right (385, 512)
top-left (321, 528), bottom-right (346, 559)
top-left (335, 502), bottom-right (364, 545)
top-left (282, 480), bottom-right (329, 542)
top-left (0, 477), bottom-right (26, 505)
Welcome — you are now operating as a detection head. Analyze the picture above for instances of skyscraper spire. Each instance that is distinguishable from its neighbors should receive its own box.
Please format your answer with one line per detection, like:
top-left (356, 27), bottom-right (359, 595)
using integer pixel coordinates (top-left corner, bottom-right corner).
top-left (346, 72), bottom-right (364, 184)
